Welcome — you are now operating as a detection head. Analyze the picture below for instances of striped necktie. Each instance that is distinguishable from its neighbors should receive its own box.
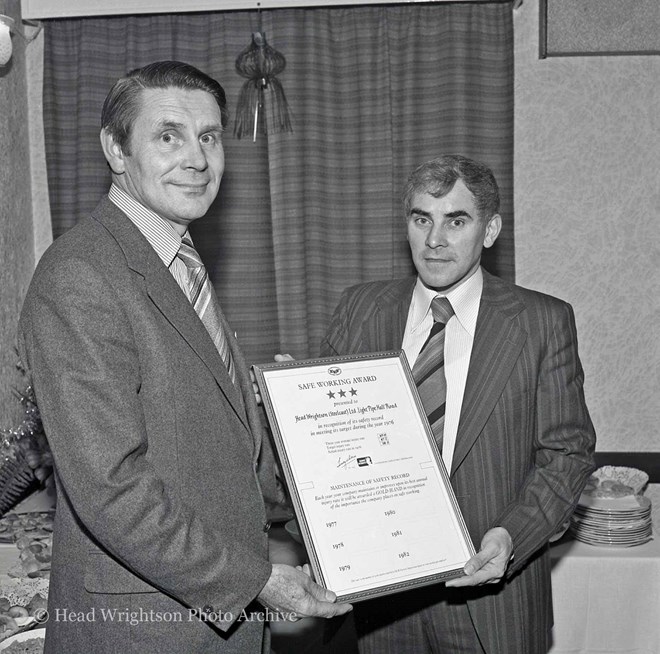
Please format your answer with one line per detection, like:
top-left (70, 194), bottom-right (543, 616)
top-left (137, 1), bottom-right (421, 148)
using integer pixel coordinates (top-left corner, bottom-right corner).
top-left (412, 296), bottom-right (454, 450)
top-left (177, 238), bottom-right (237, 385)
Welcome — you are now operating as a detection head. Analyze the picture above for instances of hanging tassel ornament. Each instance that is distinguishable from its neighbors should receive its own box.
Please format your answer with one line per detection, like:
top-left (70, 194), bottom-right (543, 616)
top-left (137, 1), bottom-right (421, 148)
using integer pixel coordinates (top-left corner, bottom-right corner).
top-left (234, 32), bottom-right (293, 141)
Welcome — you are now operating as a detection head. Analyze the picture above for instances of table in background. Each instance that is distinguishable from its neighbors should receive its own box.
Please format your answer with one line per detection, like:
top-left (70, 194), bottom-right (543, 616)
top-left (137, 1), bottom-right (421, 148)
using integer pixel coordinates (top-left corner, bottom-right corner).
top-left (549, 536), bottom-right (660, 653)
top-left (549, 484), bottom-right (660, 654)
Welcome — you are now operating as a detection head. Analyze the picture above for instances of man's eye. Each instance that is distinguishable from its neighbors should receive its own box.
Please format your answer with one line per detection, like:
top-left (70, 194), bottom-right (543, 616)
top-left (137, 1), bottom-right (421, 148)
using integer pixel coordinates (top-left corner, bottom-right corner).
top-left (161, 133), bottom-right (174, 144)
top-left (200, 133), bottom-right (216, 145)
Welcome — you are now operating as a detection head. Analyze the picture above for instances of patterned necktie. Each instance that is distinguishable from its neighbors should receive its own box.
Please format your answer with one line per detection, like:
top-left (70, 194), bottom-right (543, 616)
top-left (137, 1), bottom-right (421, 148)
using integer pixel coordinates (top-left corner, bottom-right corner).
top-left (177, 237), bottom-right (237, 385)
top-left (412, 296), bottom-right (454, 450)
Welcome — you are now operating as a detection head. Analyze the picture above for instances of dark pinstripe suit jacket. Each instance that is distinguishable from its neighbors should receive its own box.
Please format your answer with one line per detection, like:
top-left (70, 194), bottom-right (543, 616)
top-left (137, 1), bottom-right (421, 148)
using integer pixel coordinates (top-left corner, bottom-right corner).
top-left (320, 270), bottom-right (596, 653)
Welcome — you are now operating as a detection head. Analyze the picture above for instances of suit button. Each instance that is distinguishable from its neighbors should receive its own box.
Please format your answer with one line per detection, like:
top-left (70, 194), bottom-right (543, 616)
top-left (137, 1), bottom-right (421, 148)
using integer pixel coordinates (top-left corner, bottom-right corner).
top-left (202, 605), bottom-right (214, 615)
top-left (263, 521), bottom-right (271, 533)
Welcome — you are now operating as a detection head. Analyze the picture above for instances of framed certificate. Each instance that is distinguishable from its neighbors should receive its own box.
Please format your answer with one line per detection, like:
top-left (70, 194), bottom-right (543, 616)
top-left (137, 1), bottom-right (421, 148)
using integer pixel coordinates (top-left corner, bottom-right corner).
top-left (253, 352), bottom-right (475, 603)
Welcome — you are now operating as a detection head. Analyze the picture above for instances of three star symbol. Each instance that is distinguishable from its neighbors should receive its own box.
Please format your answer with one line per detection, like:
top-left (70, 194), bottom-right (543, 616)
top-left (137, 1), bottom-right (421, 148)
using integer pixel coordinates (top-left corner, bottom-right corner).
top-left (327, 388), bottom-right (358, 399)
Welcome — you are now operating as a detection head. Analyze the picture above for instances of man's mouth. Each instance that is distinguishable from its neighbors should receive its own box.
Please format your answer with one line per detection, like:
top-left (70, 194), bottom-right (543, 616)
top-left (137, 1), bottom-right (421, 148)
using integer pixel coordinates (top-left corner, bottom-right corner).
top-left (175, 184), bottom-right (210, 196)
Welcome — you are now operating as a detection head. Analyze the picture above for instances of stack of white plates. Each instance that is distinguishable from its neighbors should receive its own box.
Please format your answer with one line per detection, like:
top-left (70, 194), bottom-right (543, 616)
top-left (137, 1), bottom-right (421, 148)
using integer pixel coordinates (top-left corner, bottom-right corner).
top-left (570, 493), bottom-right (653, 547)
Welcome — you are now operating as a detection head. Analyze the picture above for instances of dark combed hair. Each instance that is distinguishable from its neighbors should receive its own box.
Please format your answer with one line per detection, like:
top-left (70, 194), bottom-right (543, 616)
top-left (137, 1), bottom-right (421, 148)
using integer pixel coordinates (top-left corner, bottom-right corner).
top-left (101, 60), bottom-right (228, 154)
top-left (403, 154), bottom-right (500, 220)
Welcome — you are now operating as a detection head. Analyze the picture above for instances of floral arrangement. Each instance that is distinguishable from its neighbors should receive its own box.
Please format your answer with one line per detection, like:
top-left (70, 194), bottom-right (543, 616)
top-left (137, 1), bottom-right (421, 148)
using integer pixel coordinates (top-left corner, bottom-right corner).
top-left (0, 365), bottom-right (53, 516)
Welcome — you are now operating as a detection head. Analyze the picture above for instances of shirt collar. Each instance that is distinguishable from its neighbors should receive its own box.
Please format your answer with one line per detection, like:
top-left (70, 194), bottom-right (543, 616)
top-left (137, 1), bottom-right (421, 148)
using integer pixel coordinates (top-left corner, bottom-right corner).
top-left (409, 267), bottom-right (483, 337)
top-left (108, 184), bottom-right (189, 268)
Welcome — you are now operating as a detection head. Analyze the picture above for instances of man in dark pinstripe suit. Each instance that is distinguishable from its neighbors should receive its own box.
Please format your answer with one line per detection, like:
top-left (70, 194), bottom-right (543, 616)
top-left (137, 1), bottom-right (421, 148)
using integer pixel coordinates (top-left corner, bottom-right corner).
top-left (321, 155), bottom-right (596, 653)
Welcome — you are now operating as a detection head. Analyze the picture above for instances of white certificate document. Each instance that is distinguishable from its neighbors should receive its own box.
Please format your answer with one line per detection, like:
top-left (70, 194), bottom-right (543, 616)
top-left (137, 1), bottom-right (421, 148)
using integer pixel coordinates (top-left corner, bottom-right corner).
top-left (253, 352), bottom-right (475, 602)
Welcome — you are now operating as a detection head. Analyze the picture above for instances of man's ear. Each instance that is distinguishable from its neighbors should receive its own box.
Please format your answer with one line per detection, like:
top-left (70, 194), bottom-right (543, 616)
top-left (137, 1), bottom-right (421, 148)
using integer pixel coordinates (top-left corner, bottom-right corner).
top-left (483, 214), bottom-right (502, 249)
top-left (100, 128), bottom-right (126, 175)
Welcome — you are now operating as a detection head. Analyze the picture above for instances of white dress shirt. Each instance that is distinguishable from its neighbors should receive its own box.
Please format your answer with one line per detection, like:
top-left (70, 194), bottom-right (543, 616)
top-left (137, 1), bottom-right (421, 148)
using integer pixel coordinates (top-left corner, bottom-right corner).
top-left (108, 183), bottom-right (193, 301)
top-left (402, 268), bottom-right (483, 471)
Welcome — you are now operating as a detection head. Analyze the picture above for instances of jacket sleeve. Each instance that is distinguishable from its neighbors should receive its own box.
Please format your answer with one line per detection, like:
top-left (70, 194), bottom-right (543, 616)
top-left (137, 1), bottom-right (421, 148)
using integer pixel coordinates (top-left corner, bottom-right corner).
top-left (495, 301), bottom-right (596, 574)
top-left (320, 287), bottom-right (352, 357)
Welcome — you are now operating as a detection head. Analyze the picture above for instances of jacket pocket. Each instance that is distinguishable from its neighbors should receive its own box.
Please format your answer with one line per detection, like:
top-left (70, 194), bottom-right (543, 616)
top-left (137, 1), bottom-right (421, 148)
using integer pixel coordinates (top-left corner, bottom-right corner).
top-left (84, 550), bottom-right (159, 595)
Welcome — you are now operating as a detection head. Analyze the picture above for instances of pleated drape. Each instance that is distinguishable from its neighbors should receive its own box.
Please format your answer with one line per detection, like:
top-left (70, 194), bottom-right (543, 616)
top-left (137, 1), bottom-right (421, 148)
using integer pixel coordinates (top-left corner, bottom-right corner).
top-left (43, 3), bottom-right (513, 364)
top-left (262, 4), bottom-right (513, 356)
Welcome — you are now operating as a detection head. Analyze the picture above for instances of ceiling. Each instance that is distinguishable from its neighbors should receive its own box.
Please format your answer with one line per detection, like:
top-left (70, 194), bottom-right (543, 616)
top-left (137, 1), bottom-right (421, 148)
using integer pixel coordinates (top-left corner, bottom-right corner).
top-left (21, 0), bottom-right (496, 20)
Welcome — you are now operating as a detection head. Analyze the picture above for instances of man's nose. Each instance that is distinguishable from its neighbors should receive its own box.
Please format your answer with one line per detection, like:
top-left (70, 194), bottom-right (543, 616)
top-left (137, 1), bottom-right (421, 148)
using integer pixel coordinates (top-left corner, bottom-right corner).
top-left (182, 140), bottom-right (208, 170)
top-left (425, 223), bottom-right (447, 248)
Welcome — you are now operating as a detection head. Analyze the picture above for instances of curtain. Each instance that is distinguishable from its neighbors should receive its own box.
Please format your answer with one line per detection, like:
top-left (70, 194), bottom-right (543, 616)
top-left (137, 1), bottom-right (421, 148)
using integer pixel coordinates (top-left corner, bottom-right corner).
top-left (43, 3), bottom-right (513, 364)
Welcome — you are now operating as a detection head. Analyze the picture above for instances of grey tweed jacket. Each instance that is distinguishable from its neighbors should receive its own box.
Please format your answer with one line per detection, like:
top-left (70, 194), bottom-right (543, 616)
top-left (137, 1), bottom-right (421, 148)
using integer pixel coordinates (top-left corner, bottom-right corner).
top-left (19, 197), bottom-right (279, 654)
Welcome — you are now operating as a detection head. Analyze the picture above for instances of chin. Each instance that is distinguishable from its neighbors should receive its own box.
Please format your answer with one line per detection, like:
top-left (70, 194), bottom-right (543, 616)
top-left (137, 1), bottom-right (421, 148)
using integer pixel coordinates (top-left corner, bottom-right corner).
top-left (418, 269), bottom-right (449, 288)
top-left (421, 270), bottom-right (468, 291)
top-left (427, 282), bottom-right (452, 292)
top-left (181, 202), bottom-right (214, 220)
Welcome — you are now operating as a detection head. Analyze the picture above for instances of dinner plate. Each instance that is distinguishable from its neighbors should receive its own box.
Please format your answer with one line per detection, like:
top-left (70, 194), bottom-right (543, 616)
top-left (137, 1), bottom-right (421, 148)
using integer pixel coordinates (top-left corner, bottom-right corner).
top-left (0, 627), bottom-right (45, 651)
top-left (571, 515), bottom-right (650, 529)
top-left (570, 530), bottom-right (653, 548)
top-left (571, 526), bottom-right (652, 540)
top-left (570, 491), bottom-right (653, 547)
top-left (577, 494), bottom-right (651, 512)
top-left (569, 518), bottom-right (652, 545)
top-left (573, 523), bottom-right (651, 538)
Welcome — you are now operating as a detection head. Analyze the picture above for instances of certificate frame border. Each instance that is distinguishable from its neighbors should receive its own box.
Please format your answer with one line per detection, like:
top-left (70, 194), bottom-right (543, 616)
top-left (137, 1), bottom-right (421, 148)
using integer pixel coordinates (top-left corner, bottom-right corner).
top-left (253, 351), bottom-right (475, 603)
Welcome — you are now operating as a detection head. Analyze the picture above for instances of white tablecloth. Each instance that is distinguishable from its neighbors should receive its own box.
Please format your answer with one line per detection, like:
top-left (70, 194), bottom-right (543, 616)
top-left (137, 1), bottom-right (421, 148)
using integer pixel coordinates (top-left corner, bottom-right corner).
top-left (549, 484), bottom-right (660, 654)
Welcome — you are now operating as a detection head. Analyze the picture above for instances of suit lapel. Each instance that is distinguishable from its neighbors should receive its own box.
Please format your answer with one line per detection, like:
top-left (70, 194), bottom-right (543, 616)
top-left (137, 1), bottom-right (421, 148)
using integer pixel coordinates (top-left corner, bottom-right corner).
top-left (369, 278), bottom-right (415, 353)
top-left (225, 326), bottom-right (264, 462)
top-left (451, 272), bottom-right (527, 476)
top-left (92, 198), bottom-right (251, 434)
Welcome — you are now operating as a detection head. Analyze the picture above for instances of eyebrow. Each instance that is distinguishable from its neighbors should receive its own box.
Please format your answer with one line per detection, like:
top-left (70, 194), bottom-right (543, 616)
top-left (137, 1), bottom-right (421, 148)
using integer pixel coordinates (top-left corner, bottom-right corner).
top-left (155, 119), bottom-right (224, 134)
top-left (409, 207), bottom-right (474, 220)
top-left (445, 209), bottom-right (473, 220)
top-left (156, 119), bottom-right (185, 131)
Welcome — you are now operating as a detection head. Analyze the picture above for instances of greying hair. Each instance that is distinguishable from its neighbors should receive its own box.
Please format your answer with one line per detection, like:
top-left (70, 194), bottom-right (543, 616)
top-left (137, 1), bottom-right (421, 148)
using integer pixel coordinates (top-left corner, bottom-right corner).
top-left (101, 60), bottom-right (228, 154)
top-left (403, 154), bottom-right (500, 220)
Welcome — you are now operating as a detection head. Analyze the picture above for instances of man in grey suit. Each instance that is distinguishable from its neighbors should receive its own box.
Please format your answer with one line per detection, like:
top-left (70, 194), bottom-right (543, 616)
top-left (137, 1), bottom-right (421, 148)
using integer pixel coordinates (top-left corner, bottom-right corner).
top-left (320, 155), bottom-right (596, 653)
top-left (18, 61), bottom-right (350, 654)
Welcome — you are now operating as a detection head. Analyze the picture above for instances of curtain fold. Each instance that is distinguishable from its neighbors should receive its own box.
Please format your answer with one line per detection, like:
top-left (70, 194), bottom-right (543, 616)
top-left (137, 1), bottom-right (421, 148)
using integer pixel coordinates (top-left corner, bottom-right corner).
top-left (43, 3), bottom-right (513, 364)
top-left (263, 4), bottom-right (514, 357)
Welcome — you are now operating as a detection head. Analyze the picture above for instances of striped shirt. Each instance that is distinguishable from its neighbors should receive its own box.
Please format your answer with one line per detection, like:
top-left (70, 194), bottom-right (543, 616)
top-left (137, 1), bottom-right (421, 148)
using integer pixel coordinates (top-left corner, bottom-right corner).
top-left (108, 184), bottom-right (192, 301)
top-left (402, 268), bottom-right (483, 471)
